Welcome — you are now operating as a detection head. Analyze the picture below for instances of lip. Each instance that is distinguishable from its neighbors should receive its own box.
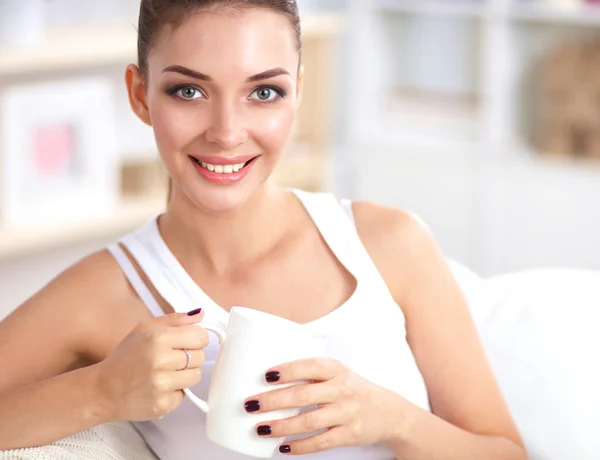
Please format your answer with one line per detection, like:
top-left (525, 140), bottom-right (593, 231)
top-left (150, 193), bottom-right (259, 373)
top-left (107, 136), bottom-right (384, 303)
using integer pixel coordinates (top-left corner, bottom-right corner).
top-left (190, 155), bottom-right (257, 185)
top-left (190, 154), bottom-right (259, 166)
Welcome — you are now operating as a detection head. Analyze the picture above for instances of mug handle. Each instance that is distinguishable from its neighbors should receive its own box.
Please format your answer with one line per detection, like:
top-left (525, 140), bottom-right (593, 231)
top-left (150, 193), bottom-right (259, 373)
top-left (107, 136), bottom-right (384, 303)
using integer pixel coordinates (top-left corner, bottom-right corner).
top-left (182, 324), bottom-right (227, 414)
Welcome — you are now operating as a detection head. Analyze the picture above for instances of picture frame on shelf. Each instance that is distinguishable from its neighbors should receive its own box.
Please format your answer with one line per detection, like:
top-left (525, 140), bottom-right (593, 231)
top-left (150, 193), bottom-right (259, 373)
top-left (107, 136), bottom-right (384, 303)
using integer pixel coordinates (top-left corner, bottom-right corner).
top-left (0, 77), bottom-right (119, 230)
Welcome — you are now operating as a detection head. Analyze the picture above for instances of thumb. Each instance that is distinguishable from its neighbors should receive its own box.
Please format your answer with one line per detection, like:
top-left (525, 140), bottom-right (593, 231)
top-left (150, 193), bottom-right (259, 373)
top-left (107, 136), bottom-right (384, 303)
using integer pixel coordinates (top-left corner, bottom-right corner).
top-left (155, 308), bottom-right (205, 328)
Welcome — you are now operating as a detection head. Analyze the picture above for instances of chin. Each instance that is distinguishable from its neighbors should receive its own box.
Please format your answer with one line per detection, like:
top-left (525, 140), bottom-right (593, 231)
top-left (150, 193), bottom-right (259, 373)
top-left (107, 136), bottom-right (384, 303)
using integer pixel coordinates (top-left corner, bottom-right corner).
top-left (182, 175), bottom-right (269, 215)
top-left (190, 187), bottom-right (253, 214)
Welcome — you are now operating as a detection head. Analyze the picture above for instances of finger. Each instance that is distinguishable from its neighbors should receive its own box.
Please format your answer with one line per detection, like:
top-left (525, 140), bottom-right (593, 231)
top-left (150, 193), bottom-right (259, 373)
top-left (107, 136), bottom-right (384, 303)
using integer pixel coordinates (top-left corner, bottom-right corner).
top-left (162, 324), bottom-right (210, 350)
top-left (245, 381), bottom-right (338, 413)
top-left (168, 367), bottom-right (203, 391)
top-left (265, 358), bottom-right (343, 385)
top-left (277, 426), bottom-right (348, 455)
top-left (257, 406), bottom-right (344, 438)
top-left (152, 309), bottom-right (205, 328)
top-left (151, 391), bottom-right (186, 420)
top-left (150, 368), bottom-right (203, 393)
top-left (162, 347), bottom-right (206, 371)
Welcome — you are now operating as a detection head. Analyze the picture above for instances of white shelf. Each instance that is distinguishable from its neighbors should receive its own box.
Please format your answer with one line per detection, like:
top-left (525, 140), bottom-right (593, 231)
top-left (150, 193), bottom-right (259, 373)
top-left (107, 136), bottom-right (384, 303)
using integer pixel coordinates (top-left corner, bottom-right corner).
top-left (378, 0), bottom-right (489, 18)
top-left (511, 3), bottom-right (600, 26)
top-left (358, 130), bottom-right (482, 158)
top-left (0, 14), bottom-right (344, 78)
top-left (0, 197), bottom-right (166, 260)
top-left (0, 20), bottom-right (137, 78)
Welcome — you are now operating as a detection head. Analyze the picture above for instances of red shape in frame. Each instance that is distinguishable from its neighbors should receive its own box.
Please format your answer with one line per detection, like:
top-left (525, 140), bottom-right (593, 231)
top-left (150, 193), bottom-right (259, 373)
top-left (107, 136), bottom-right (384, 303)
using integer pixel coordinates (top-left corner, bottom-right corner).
top-left (33, 123), bottom-right (76, 177)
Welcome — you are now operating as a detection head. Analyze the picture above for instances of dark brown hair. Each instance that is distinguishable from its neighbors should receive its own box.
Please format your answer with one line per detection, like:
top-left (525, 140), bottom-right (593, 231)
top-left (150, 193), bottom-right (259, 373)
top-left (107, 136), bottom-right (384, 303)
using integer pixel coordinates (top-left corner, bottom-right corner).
top-left (137, 0), bottom-right (302, 79)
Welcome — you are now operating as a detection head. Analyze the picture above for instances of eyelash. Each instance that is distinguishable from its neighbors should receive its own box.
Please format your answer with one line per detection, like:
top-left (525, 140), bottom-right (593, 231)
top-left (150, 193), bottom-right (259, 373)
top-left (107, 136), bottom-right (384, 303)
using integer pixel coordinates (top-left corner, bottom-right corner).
top-left (252, 85), bottom-right (287, 102)
top-left (166, 85), bottom-right (205, 100)
top-left (165, 85), bottom-right (287, 103)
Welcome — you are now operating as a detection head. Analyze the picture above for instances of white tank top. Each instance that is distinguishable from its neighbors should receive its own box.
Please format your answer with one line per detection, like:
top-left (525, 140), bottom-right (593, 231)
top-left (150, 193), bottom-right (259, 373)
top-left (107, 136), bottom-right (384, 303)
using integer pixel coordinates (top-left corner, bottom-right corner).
top-left (107, 189), bottom-right (430, 460)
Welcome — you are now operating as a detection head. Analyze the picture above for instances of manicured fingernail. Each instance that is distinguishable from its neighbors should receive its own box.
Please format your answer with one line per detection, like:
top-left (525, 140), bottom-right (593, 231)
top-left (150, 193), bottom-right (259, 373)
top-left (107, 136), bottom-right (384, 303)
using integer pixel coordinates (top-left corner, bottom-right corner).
top-left (279, 445), bottom-right (291, 453)
top-left (265, 371), bottom-right (280, 383)
top-left (257, 425), bottom-right (271, 436)
top-left (245, 400), bottom-right (260, 412)
top-left (187, 308), bottom-right (202, 316)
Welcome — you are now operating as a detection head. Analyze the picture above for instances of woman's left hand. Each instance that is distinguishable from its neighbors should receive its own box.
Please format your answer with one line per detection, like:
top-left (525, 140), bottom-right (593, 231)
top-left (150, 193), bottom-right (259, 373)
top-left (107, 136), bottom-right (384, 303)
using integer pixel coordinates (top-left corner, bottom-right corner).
top-left (243, 358), bottom-right (411, 455)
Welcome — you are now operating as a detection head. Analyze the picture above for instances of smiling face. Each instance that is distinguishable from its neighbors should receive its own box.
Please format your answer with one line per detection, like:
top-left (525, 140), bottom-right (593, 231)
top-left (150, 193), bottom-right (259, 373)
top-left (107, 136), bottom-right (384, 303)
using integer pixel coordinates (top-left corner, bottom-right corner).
top-left (127, 7), bottom-right (301, 213)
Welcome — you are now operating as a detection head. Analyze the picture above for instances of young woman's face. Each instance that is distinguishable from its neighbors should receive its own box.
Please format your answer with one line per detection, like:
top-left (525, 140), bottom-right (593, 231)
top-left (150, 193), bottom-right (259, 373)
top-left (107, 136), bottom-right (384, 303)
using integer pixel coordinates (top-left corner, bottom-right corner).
top-left (140, 8), bottom-right (300, 213)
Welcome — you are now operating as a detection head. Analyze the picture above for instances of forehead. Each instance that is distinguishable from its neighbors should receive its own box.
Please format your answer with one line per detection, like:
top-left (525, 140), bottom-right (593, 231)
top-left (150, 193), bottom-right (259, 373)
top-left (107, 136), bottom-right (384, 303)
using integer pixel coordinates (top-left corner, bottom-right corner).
top-left (149, 7), bottom-right (298, 78)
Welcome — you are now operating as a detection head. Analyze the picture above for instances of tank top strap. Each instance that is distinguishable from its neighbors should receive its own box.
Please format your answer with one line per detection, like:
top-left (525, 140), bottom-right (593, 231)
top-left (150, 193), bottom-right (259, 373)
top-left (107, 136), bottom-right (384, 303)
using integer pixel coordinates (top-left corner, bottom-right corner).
top-left (116, 223), bottom-right (203, 315)
top-left (290, 189), bottom-right (393, 292)
top-left (290, 189), bottom-right (359, 271)
top-left (340, 198), bottom-right (355, 225)
top-left (106, 243), bottom-right (164, 318)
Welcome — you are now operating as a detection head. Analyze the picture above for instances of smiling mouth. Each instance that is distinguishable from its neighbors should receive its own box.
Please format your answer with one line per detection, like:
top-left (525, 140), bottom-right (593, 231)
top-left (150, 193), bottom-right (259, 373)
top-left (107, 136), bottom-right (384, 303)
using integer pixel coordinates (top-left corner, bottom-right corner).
top-left (189, 155), bottom-right (258, 174)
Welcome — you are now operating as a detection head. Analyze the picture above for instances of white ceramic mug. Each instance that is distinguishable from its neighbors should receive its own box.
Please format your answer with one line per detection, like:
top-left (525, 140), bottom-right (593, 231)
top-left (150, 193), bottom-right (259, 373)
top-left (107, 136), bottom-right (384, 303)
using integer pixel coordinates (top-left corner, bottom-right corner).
top-left (184, 306), bottom-right (328, 458)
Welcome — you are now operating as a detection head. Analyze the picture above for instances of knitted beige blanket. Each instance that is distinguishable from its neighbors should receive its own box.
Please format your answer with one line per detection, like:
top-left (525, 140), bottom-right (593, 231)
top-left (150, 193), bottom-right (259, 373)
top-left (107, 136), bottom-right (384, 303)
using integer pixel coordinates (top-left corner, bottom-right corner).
top-left (0, 422), bottom-right (158, 460)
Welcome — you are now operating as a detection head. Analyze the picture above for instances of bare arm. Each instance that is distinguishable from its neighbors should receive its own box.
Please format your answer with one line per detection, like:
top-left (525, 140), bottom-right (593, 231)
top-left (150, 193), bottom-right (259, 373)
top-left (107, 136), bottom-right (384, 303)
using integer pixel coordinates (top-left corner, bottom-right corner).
top-left (353, 203), bottom-right (527, 460)
top-left (0, 252), bottom-right (141, 449)
top-left (0, 249), bottom-right (209, 450)
top-left (0, 364), bottom-right (113, 449)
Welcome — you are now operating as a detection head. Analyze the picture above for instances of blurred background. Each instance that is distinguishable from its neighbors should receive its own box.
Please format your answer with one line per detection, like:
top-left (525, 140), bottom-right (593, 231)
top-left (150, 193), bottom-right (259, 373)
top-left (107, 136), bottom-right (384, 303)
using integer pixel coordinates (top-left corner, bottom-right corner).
top-left (1, 0), bottom-right (600, 317)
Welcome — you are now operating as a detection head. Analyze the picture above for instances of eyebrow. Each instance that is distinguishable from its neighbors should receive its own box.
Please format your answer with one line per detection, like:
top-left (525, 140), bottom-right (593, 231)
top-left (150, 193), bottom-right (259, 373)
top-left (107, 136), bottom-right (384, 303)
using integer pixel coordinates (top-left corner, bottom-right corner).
top-left (162, 65), bottom-right (290, 83)
top-left (246, 67), bottom-right (290, 82)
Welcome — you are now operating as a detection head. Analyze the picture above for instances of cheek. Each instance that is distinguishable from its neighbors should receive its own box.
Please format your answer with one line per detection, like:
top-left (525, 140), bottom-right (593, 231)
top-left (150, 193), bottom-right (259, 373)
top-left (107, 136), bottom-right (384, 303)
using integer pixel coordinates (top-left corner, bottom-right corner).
top-left (148, 95), bottom-right (206, 154)
top-left (251, 106), bottom-right (296, 152)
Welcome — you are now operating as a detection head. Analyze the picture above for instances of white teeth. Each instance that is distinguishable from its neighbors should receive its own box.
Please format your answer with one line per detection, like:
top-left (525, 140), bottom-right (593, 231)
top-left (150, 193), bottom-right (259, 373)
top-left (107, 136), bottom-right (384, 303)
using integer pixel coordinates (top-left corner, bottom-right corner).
top-left (195, 159), bottom-right (249, 174)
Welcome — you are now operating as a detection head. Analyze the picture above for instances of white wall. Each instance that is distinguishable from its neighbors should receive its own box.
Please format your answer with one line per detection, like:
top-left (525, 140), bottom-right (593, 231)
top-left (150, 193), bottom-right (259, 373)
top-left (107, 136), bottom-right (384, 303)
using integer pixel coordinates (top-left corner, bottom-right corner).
top-left (354, 145), bottom-right (600, 277)
top-left (0, 234), bottom-right (121, 320)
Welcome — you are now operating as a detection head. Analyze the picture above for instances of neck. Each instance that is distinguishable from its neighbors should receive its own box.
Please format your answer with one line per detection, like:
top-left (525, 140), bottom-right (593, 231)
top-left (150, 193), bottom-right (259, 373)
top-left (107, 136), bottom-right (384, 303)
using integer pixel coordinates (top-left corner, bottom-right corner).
top-left (159, 181), bottom-right (291, 276)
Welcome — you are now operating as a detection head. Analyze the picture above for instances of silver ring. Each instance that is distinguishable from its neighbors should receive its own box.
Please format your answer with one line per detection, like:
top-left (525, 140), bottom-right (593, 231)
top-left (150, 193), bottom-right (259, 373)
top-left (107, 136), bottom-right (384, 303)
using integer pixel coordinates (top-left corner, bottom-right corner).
top-left (182, 348), bottom-right (192, 370)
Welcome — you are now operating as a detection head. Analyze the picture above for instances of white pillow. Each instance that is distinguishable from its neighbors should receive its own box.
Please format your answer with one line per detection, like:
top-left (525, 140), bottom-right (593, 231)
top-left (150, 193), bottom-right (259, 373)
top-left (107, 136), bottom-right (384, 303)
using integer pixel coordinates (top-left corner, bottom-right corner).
top-left (479, 268), bottom-right (600, 460)
top-left (446, 258), bottom-right (494, 326)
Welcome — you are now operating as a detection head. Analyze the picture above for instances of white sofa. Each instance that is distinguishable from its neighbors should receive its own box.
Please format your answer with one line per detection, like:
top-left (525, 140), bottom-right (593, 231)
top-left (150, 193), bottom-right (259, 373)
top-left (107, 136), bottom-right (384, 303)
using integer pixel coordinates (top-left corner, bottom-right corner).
top-left (2, 264), bottom-right (599, 460)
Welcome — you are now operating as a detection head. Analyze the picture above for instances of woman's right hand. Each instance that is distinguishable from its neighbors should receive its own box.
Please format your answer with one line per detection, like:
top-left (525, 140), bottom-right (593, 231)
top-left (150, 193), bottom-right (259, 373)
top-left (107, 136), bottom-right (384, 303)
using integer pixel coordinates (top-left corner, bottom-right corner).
top-left (95, 308), bottom-right (208, 422)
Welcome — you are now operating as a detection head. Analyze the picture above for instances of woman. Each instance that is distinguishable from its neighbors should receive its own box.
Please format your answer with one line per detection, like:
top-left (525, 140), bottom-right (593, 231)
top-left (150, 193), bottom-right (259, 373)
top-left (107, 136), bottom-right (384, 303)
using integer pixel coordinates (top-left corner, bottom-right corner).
top-left (0, 0), bottom-right (527, 458)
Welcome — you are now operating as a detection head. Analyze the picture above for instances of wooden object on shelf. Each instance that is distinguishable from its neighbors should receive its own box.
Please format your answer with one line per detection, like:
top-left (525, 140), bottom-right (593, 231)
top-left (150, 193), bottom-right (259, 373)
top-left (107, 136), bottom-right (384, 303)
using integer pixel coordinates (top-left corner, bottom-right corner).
top-left (286, 16), bottom-right (342, 191)
top-left (536, 41), bottom-right (600, 160)
top-left (512, 1), bottom-right (600, 26)
top-left (273, 155), bottom-right (328, 193)
top-left (120, 157), bottom-right (169, 200)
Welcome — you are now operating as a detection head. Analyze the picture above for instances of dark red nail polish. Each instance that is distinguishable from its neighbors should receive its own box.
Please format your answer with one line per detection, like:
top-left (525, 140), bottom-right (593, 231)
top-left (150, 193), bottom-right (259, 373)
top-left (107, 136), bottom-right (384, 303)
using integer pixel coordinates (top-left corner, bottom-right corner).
top-left (265, 371), bottom-right (280, 383)
top-left (187, 308), bottom-right (202, 316)
top-left (257, 425), bottom-right (271, 436)
top-left (245, 400), bottom-right (260, 413)
top-left (279, 445), bottom-right (291, 453)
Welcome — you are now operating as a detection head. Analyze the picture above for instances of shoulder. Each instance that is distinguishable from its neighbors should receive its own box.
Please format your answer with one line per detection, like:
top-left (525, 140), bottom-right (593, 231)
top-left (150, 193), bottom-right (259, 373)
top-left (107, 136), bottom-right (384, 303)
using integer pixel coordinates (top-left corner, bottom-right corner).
top-left (23, 248), bottom-right (148, 357)
top-left (0, 248), bottom-right (148, 391)
top-left (349, 201), bottom-right (442, 305)
top-left (48, 249), bottom-right (133, 306)
top-left (350, 201), bottom-right (432, 249)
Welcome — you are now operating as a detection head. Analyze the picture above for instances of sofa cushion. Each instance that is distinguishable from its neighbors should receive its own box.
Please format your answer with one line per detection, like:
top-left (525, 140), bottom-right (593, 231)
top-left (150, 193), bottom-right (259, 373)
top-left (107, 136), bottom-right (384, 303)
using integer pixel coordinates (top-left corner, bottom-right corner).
top-left (479, 268), bottom-right (600, 460)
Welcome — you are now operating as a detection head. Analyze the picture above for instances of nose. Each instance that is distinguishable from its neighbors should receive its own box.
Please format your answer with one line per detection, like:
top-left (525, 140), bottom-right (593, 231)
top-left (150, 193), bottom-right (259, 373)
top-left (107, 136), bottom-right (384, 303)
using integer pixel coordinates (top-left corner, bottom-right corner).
top-left (205, 102), bottom-right (248, 150)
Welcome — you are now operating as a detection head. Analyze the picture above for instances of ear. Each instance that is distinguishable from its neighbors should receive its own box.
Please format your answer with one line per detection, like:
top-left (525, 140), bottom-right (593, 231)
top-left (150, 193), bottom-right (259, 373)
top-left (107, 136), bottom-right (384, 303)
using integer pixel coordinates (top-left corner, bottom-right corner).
top-left (125, 64), bottom-right (152, 127)
top-left (295, 64), bottom-right (304, 107)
